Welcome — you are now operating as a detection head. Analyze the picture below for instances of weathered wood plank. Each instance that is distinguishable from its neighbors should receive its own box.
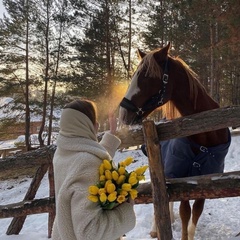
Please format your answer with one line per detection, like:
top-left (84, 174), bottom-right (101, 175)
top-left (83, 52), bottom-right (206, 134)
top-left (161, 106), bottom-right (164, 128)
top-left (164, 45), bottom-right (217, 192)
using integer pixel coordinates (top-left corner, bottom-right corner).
top-left (142, 121), bottom-right (172, 240)
top-left (1, 106), bottom-right (239, 172)
top-left (48, 163), bottom-right (55, 238)
top-left (0, 145), bottom-right (55, 173)
top-left (117, 105), bottom-right (240, 148)
top-left (1, 171), bottom-right (239, 218)
top-left (6, 164), bottom-right (49, 235)
top-left (134, 171), bottom-right (240, 204)
top-left (0, 197), bottom-right (55, 218)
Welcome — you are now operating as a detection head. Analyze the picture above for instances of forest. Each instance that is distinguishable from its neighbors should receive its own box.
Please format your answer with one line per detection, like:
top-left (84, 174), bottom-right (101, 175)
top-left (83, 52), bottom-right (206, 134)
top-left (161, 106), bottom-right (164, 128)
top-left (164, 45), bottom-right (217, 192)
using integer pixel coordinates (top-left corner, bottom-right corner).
top-left (0, 0), bottom-right (239, 149)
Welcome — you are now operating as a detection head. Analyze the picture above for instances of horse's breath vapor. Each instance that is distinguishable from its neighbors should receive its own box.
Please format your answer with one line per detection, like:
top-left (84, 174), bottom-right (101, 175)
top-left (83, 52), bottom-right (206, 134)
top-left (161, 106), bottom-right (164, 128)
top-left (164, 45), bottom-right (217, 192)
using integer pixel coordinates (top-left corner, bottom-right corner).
top-left (95, 82), bottom-right (128, 119)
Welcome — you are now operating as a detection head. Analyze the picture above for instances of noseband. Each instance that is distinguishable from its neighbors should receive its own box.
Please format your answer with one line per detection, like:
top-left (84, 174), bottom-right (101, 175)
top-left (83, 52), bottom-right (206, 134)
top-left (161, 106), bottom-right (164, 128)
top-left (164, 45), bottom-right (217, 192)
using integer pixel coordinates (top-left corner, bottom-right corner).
top-left (120, 58), bottom-right (169, 122)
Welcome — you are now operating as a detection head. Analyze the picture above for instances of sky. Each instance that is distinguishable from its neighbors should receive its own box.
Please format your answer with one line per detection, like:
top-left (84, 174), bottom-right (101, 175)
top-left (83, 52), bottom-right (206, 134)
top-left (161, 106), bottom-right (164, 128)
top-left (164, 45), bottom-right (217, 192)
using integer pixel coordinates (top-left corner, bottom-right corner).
top-left (0, 130), bottom-right (240, 240)
top-left (0, 0), bottom-right (5, 18)
top-left (0, 0), bottom-right (4, 17)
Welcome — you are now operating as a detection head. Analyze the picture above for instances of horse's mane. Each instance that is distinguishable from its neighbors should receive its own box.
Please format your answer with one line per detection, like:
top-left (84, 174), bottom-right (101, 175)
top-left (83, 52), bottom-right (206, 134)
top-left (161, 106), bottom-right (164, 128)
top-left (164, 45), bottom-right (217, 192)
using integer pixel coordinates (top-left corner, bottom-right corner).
top-left (138, 50), bottom-right (163, 78)
top-left (139, 50), bottom-right (206, 119)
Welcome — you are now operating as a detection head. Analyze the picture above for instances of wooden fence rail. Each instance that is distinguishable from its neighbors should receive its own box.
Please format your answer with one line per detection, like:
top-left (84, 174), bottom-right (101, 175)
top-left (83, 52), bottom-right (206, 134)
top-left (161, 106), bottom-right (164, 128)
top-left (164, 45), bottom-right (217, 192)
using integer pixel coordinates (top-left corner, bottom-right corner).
top-left (117, 105), bottom-right (240, 148)
top-left (0, 105), bottom-right (240, 238)
top-left (1, 170), bottom-right (240, 219)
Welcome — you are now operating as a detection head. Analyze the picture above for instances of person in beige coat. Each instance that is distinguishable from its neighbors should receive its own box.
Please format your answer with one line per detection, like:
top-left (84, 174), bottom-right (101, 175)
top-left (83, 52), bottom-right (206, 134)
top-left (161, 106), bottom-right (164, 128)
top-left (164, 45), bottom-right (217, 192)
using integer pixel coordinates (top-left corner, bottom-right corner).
top-left (52, 99), bottom-right (136, 240)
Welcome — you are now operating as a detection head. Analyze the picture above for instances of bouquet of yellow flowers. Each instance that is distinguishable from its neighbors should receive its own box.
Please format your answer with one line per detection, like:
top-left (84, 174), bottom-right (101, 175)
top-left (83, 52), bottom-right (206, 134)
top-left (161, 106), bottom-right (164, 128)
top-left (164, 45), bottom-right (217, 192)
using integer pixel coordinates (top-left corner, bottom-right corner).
top-left (88, 157), bottom-right (148, 210)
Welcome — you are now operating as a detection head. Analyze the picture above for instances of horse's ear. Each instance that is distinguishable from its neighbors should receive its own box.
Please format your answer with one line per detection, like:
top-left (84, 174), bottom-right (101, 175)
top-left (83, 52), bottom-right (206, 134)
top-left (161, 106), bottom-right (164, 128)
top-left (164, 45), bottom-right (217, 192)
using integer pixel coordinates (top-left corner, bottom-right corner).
top-left (165, 42), bottom-right (171, 53)
top-left (137, 49), bottom-right (146, 59)
top-left (154, 42), bottom-right (171, 62)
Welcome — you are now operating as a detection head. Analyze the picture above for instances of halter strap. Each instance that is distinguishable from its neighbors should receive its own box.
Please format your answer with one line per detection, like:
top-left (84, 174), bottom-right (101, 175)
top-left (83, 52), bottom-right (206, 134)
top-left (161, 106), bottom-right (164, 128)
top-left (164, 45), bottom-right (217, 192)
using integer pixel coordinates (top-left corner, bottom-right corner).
top-left (120, 58), bottom-right (169, 121)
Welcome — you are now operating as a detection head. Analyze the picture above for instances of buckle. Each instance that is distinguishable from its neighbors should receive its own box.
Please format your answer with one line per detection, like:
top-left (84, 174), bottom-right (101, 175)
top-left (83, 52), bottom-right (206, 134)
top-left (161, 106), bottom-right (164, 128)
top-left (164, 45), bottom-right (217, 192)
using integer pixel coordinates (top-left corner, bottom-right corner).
top-left (200, 146), bottom-right (208, 152)
top-left (162, 74), bottom-right (169, 84)
top-left (136, 108), bottom-right (144, 116)
top-left (193, 162), bottom-right (201, 168)
top-left (157, 98), bottom-right (164, 106)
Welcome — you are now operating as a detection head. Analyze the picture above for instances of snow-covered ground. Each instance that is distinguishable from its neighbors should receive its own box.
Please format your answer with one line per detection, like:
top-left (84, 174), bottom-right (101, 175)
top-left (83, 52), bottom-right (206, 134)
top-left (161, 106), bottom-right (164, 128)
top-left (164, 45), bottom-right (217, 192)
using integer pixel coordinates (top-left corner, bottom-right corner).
top-left (0, 132), bottom-right (240, 240)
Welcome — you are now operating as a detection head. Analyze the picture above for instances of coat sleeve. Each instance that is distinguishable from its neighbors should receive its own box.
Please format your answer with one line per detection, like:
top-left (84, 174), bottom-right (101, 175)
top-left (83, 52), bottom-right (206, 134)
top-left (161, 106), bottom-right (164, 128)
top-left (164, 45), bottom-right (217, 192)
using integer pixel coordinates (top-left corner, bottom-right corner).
top-left (99, 131), bottom-right (121, 158)
top-left (69, 156), bottom-right (136, 240)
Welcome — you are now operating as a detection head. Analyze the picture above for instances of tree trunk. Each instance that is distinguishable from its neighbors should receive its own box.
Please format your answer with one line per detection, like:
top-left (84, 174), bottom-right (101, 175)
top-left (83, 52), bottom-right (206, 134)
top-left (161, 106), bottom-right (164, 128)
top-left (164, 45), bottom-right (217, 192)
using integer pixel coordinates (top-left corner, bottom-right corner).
top-left (127, 0), bottom-right (132, 79)
top-left (25, 0), bottom-right (31, 151)
top-left (38, 0), bottom-right (50, 147)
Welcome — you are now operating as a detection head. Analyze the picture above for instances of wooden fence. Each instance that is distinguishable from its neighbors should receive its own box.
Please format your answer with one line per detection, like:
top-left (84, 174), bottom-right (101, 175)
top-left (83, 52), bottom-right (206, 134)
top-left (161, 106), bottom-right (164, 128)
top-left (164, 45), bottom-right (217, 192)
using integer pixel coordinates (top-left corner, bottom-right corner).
top-left (0, 105), bottom-right (240, 239)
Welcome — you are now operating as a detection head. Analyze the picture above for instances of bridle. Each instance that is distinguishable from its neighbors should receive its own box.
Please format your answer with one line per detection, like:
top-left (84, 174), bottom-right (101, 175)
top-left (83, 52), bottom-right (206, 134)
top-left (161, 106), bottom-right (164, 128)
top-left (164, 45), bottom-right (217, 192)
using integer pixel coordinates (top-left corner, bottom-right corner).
top-left (120, 58), bottom-right (169, 122)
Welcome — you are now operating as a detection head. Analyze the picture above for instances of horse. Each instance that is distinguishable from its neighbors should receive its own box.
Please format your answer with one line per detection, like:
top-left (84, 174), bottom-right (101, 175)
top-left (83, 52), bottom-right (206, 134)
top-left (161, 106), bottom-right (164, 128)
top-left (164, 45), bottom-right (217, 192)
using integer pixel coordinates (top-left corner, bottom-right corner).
top-left (118, 43), bottom-right (231, 240)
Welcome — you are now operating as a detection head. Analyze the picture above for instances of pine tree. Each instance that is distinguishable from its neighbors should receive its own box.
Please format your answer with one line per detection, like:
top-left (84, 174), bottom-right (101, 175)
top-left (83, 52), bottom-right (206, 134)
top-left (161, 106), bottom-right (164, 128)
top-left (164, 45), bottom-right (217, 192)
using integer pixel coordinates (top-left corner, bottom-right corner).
top-left (142, 0), bottom-right (240, 106)
top-left (0, 0), bottom-right (37, 149)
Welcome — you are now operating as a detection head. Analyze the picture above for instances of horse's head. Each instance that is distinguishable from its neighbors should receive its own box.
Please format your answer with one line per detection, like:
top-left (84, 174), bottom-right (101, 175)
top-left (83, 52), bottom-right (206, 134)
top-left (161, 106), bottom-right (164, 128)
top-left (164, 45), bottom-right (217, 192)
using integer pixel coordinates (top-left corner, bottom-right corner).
top-left (119, 43), bottom-right (172, 125)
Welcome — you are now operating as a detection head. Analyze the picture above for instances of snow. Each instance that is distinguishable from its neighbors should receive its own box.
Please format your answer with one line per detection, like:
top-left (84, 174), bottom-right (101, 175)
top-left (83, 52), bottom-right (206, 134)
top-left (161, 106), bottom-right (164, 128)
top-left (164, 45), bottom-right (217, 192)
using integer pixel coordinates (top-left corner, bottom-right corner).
top-left (0, 97), bottom-right (62, 123)
top-left (0, 133), bottom-right (240, 240)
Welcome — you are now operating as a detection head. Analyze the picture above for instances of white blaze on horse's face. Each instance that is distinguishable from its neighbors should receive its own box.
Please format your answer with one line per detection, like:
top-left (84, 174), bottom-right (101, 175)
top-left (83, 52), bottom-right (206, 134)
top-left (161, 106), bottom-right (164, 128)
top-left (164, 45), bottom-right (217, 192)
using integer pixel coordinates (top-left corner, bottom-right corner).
top-left (125, 70), bottom-right (140, 100)
top-left (119, 70), bottom-right (140, 124)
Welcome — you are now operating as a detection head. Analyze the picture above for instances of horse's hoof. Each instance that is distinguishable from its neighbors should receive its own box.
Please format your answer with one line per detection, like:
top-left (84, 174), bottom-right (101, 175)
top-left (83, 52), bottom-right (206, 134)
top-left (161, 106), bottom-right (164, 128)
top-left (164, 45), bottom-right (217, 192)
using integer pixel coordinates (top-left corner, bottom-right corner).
top-left (150, 231), bottom-right (157, 238)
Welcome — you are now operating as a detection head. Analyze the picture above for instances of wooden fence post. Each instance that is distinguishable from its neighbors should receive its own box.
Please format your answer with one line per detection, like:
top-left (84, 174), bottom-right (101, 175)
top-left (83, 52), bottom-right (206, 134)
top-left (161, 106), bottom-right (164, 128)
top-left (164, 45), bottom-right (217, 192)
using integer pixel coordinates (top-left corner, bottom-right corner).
top-left (48, 163), bottom-right (55, 238)
top-left (142, 120), bottom-right (172, 240)
top-left (6, 164), bottom-right (49, 235)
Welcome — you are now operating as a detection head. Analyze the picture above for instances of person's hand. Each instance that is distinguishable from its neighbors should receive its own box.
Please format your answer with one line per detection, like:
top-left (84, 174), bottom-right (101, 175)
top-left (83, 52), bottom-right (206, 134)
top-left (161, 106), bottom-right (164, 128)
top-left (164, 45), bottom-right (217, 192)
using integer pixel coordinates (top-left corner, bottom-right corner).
top-left (108, 112), bottom-right (117, 135)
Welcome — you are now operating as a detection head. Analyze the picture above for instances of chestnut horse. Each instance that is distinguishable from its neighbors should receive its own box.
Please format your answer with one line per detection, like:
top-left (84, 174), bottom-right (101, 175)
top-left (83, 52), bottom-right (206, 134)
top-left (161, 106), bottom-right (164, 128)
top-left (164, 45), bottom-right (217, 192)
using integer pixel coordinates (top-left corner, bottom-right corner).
top-left (119, 43), bottom-right (231, 240)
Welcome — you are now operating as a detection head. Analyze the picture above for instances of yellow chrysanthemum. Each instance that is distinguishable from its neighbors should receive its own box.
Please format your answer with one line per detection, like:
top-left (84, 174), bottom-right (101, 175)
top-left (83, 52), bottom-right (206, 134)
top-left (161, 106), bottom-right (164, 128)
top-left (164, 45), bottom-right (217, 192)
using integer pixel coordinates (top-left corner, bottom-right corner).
top-left (105, 169), bottom-right (112, 180)
top-left (135, 165), bottom-right (148, 175)
top-left (99, 163), bottom-right (105, 175)
top-left (137, 175), bottom-right (145, 181)
top-left (106, 183), bottom-right (116, 194)
top-left (112, 170), bottom-right (119, 181)
top-left (121, 183), bottom-right (132, 192)
top-left (129, 189), bottom-right (138, 200)
top-left (103, 159), bottom-right (112, 170)
top-left (88, 185), bottom-right (99, 195)
top-left (99, 175), bottom-right (106, 181)
top-left (129, 171), bottom-right (137, 178)
top-left (88, 195), bottom-right (99, 202)
top-left (119, 190), bottom-right (128, 196)
top-left (120, 157), bottom-right (133, 167)
top-left (88, 156), bottom-right (147, 209)
top-left (128, 176), bottom-right (138, 186)
top-left (116, 175), bottom-right (126, 185)
top-left (117, 194), bottom-right (126, 204)
top-left (118, 166), bottom-right (126, 175)
top-left (108, 191), bottom-right (117, 202)
top-left (104, 180), bottom-right (112, 189)
top-left (98, 188), bottom-right (106, 195)
top-left (100, 193), bottom-right (107, 202)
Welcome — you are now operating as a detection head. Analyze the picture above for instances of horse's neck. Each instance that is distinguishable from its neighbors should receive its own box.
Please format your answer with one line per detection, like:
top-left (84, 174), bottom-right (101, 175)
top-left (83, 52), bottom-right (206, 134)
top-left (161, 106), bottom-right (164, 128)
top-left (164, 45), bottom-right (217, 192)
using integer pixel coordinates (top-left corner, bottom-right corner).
top-left (172, 85), bottom-right (229, 147)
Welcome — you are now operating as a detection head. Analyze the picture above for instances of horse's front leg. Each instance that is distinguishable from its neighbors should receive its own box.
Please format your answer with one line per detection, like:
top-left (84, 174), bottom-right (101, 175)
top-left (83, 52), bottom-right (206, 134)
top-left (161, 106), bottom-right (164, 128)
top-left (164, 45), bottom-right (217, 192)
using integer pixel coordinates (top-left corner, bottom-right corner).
top-left (150, 215), bottom-right (158, 238)
top-left (188, 199), bottom-right (205, 240)
top-left (180, 200), bottom-right (191, 240)
top-left (150, 202), bottom-right (175, 238)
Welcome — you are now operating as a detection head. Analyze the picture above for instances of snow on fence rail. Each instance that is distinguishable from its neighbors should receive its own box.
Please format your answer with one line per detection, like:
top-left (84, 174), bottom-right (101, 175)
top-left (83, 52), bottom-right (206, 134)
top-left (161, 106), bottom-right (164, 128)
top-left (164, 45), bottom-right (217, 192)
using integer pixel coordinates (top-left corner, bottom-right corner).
top-left (0, 105), bottom-right (240, 238)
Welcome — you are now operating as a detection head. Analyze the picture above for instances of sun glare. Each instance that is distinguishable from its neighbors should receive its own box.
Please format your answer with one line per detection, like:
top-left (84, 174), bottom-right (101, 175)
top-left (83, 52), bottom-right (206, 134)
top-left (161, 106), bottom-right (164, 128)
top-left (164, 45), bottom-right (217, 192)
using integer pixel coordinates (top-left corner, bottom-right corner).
top-left (95, 82), bottom-right (129, 120)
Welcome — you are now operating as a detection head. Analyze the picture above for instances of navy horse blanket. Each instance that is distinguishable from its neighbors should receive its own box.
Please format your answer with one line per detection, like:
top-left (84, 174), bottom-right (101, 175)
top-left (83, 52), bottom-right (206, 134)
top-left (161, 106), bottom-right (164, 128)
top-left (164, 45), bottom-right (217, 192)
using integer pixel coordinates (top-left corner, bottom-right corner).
top-left (141, 129), bottom-right (231, 178)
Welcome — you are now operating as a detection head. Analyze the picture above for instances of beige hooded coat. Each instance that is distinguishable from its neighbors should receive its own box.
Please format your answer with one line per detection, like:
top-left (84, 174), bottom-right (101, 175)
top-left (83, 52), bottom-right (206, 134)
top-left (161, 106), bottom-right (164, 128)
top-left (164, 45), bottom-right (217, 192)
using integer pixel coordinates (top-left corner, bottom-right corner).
top-left (52, 109), bottom-right (136, 240)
